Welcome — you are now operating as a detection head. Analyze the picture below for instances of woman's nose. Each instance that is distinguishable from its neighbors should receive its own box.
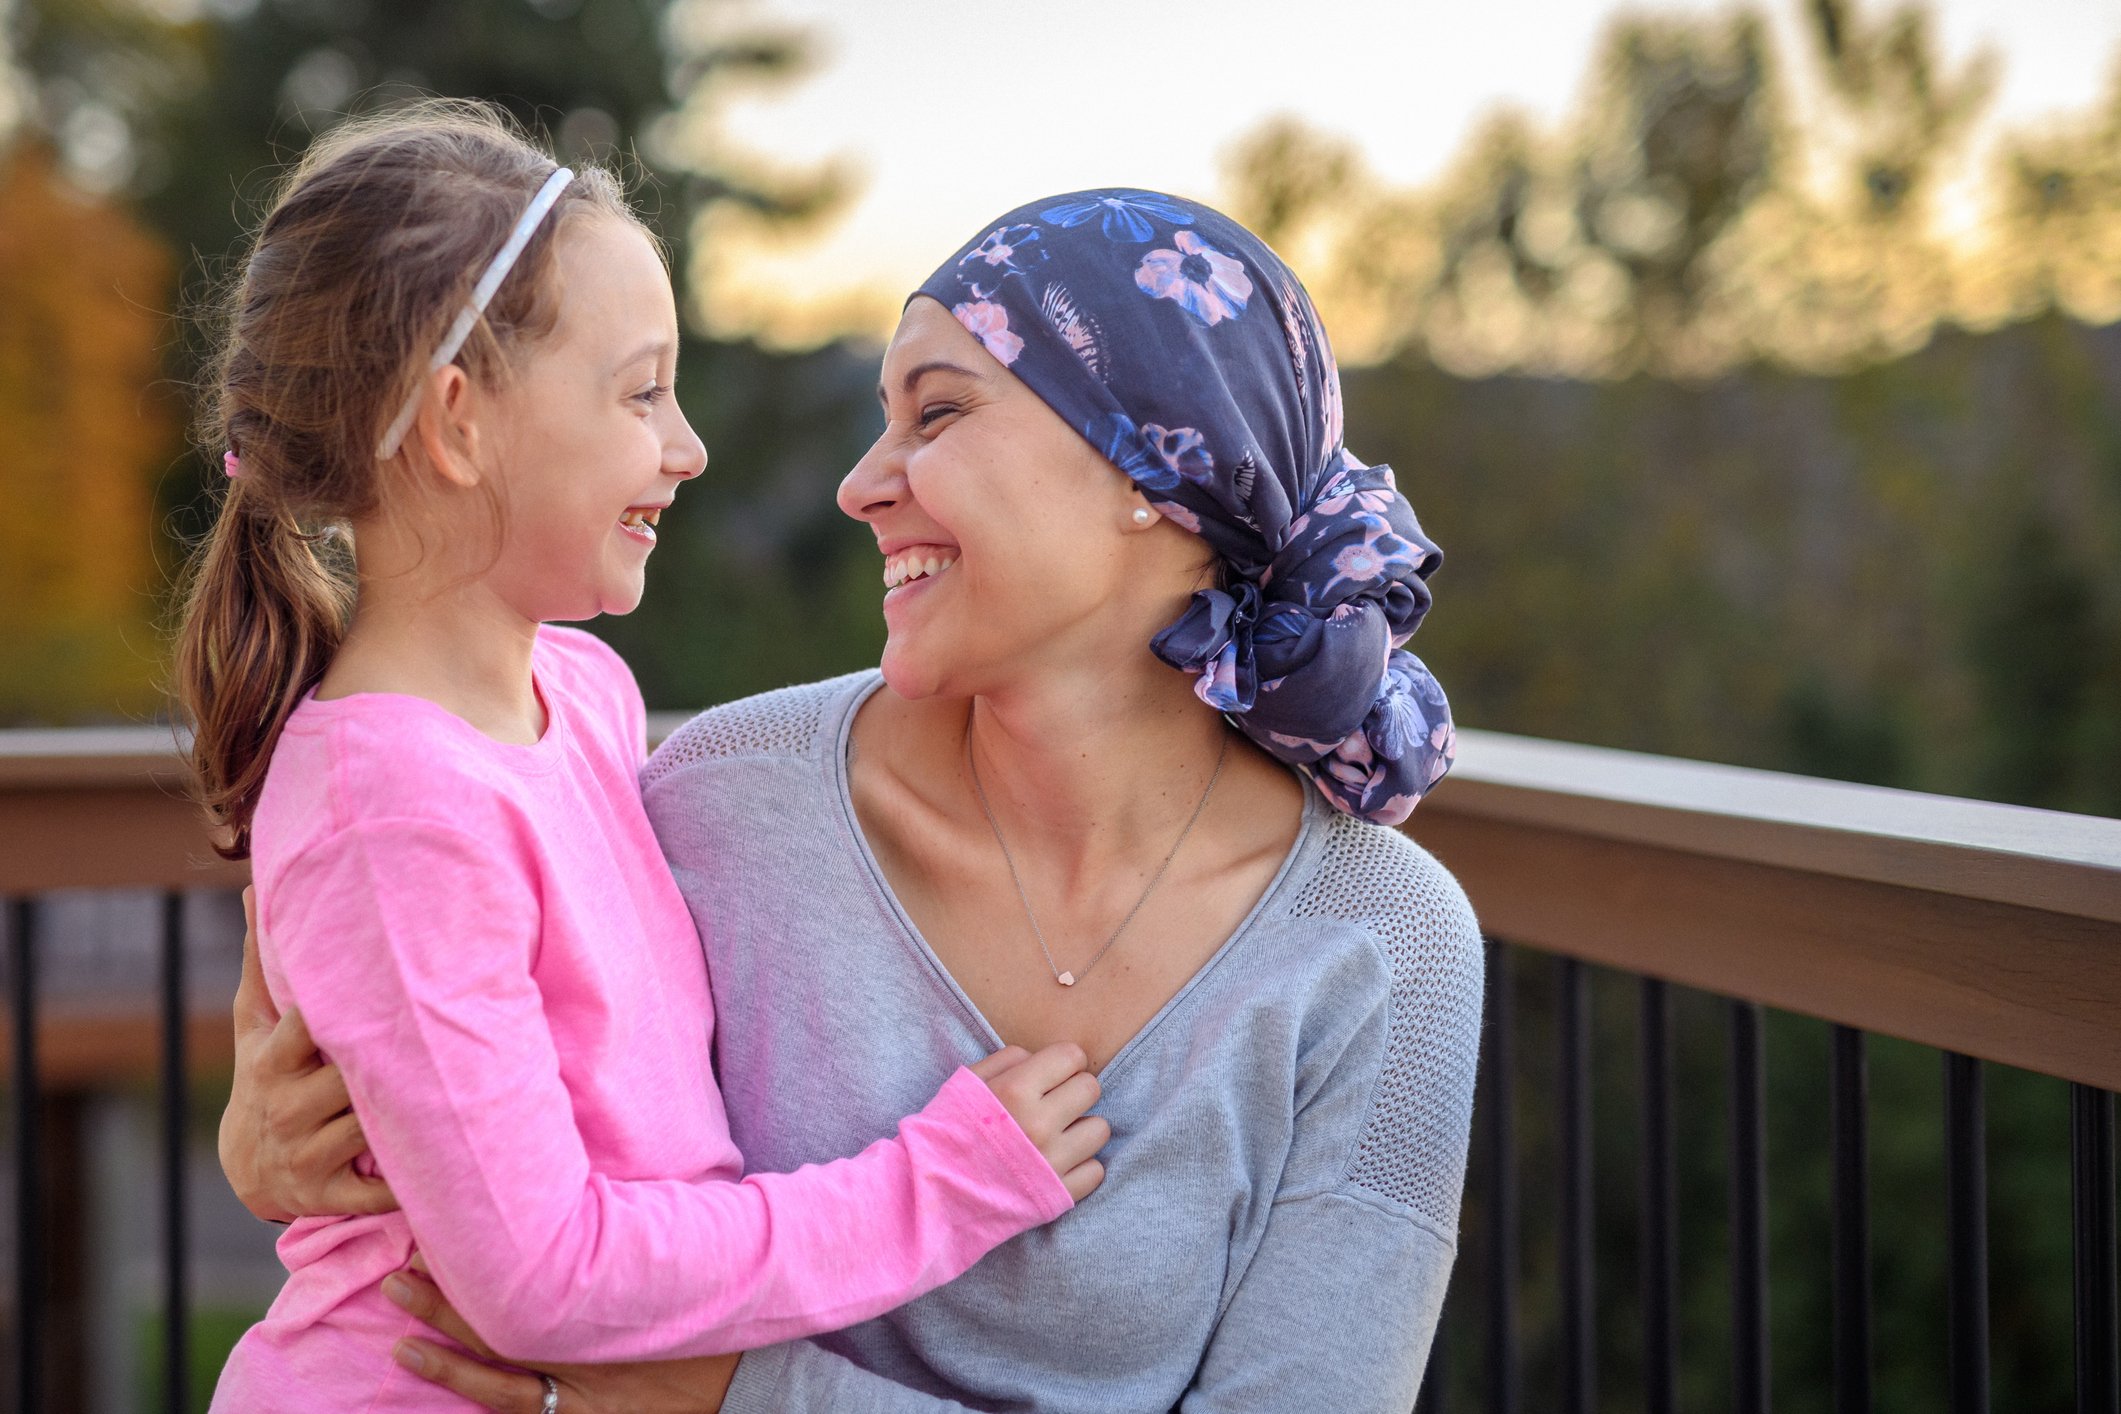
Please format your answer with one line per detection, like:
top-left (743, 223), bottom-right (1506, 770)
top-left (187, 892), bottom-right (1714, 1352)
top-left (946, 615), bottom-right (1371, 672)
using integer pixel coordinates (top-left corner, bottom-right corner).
top-left (837, 435), bottom-right (901, 522)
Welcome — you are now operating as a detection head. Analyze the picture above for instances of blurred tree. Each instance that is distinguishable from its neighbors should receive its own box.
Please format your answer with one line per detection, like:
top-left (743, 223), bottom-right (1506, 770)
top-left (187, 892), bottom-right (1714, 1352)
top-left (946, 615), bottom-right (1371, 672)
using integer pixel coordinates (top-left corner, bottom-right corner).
top-left (1, 0), bottom-right (854, 720)
top-left (1719, 0), bottom-right (1999, 367)
top-left (1223, 0), bottom-right (2102, 378)
top-left (1799, 0), bottom-right (1997, 220)
top-left (1220, 113), bottom-right (1362, 254)
top-left (1970, 66), bottom-right (2121, 326)
top-left (14, 0), bottom-right (844, 278)
top-left (0, 138), bottom-right (172, 723)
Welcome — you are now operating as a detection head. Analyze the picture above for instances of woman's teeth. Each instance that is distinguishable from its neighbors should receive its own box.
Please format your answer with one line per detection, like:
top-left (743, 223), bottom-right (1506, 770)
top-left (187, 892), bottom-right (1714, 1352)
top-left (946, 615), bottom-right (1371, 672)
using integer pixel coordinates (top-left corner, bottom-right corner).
top-left (619, 508), bottom-right (662, 530)
top-left (883, 552), bottom-right (957, 589)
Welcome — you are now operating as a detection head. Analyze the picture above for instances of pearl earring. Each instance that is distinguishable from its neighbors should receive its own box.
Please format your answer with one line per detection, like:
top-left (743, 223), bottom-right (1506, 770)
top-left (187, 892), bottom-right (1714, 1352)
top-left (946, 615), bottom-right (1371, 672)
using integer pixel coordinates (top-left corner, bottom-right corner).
top-left (1132, 507), bottom-right (1153, 526)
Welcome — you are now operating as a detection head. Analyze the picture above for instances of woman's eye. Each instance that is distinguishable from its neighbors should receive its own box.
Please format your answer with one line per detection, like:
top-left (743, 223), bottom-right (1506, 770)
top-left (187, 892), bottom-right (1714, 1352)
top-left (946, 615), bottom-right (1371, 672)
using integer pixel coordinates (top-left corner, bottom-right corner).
top-left (917, 404), bottom-right (959, 429)
top-left (634, 383), bottom-right (672, 408)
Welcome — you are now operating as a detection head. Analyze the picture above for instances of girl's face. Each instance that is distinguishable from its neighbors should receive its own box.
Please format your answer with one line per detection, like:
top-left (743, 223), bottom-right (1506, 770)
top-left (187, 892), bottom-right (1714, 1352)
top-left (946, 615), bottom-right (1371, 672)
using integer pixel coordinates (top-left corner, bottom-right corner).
top-left (476, 214), bottom-right (706, 623)
top-left (838, 296), bottom-right (1202, 700)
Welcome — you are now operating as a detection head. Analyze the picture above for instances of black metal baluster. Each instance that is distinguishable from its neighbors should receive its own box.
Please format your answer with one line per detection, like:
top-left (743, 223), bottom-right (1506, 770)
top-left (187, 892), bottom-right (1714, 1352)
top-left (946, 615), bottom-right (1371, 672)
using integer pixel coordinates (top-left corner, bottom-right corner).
top-left (1730, 1000), bottom-right (1769, 1414)
top-left (1560, 958), bottom-right (1594, 1414)
top-left (1641, 978), bottom-right (1678, 1414)
top-left (1946, 1053), bottom-right (1990, 1414)
top-left (1483, 941), bottom-right (1520, 1414)
top-left (1832, 1025), bottom-right (1872, 1414)
top-left (9, 897), bottom-right (39, 1414)
top-left (2073, 1083), bottom-right (2118, 1414)
top-left (161, 893), bottom-right (190, 1413)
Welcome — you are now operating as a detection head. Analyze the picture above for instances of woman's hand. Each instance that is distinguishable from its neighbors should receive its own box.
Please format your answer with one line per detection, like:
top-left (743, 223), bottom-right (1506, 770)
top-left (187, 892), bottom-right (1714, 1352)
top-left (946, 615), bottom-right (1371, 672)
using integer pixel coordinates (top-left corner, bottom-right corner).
top-left (218, 885), bottom-right (398, 1222)
top-left (384, 1264), bottom-right (740, 1413)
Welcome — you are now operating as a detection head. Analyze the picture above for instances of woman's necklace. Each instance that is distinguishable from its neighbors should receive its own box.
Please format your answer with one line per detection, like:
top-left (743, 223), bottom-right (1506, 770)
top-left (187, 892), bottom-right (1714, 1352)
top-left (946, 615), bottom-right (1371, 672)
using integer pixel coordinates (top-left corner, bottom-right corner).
top-left (965, 721), bottom-right (1229, 988)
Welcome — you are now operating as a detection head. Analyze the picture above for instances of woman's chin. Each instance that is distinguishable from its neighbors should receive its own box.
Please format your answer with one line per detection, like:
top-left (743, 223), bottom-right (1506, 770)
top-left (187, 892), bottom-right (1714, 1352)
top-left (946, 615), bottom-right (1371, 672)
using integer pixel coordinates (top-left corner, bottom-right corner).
top-left (879, 635), bottom-right (983, 703)
top-left (877, 642), bottom-right (938, 701)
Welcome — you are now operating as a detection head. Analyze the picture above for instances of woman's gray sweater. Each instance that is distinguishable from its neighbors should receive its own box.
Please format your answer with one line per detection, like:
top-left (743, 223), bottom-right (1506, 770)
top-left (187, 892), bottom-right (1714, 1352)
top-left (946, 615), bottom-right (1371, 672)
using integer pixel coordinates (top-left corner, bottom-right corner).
top-left (640, 672), bottom-right (1484, 1413)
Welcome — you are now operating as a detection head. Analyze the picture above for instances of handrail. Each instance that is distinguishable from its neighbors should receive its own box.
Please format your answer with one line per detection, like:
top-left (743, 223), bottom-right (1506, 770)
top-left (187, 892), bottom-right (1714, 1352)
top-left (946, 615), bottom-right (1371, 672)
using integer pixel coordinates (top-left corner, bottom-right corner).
top-left (0, 725), bottom-right (245, 892)
top-left (1433, 730), bottom-right (2121, 923)
top-left (1402, 730), bottom-right (2121, 1091)
top-left (5, 720), bottom-right (2119, 1085)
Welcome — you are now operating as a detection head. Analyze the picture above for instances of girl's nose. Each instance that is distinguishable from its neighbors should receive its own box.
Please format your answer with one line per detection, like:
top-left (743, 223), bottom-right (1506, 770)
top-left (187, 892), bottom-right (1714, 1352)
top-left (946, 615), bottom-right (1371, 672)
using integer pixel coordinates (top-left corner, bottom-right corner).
top-left (667, 410), bottom-right (707, 481)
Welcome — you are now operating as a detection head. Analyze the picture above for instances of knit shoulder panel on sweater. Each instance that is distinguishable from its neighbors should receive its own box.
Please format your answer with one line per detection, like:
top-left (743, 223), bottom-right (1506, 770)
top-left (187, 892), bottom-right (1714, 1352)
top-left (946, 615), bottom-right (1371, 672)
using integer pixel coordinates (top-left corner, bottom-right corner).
top-left (641, 672), bottom-right (873, 790)
top-left (1289, 811), bottom-right (1484, 1236)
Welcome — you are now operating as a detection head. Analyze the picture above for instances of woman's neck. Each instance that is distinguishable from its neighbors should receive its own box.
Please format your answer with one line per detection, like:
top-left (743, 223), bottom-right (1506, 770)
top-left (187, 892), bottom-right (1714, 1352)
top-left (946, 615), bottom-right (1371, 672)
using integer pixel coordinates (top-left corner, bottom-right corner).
top-left (888, 658), bottom-right (1241, 887)
top-left (318, 526), bottom-right (545, 745)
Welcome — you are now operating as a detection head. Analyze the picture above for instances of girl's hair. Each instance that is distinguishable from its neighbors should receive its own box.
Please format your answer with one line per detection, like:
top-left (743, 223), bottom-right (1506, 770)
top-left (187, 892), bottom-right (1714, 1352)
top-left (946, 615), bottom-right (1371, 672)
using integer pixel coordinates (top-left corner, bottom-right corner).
top-left (174, 98), bottom-right (646, 859)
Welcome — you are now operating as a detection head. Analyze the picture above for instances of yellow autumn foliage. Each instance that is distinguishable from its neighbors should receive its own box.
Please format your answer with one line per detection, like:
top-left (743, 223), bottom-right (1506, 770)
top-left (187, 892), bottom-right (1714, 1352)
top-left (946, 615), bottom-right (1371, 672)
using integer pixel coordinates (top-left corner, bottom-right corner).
top-left (0, 141), bottom-right (175, 724)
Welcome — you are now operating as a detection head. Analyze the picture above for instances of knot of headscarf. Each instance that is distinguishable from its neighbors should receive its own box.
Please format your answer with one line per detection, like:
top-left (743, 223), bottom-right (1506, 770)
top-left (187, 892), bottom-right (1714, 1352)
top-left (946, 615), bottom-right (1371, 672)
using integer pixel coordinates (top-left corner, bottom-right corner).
top-left (915, 189), bottom-right (1456, 825)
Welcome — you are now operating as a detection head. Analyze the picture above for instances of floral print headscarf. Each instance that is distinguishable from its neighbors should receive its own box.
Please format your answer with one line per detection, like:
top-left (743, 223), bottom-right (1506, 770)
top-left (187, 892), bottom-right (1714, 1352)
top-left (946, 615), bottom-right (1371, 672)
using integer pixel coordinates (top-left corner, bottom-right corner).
top-left (916, 189), bottom-right (1455, 825)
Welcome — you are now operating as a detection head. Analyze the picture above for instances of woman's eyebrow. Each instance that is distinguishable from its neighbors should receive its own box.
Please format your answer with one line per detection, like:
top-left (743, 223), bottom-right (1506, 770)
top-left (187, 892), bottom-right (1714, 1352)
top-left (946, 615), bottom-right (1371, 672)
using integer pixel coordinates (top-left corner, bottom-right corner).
top-left (876, 359), bottom-right (979, 407)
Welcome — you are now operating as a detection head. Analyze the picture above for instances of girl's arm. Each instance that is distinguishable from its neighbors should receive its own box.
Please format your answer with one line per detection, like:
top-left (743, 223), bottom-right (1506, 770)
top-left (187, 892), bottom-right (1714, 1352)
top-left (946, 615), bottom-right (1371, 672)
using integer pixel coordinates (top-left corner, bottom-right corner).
top-left (267, 818), bottom-right (1096, 1366)
top-left (221, 920), bottom-right (974, 1413)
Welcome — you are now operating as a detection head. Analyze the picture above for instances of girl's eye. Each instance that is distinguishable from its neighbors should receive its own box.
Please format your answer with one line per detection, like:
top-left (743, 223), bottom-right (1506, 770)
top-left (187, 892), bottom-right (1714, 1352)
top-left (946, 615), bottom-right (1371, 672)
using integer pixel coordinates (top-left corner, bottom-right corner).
top-left (917, 403), bottom-right (959, 429)
top-left (634, 383), bottom-right (672, 408)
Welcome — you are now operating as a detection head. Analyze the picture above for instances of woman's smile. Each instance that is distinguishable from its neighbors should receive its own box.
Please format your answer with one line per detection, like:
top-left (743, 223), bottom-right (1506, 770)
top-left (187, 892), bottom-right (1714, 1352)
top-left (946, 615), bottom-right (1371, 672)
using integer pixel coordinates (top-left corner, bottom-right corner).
top-left (882, 544), bottom-right (958, 591)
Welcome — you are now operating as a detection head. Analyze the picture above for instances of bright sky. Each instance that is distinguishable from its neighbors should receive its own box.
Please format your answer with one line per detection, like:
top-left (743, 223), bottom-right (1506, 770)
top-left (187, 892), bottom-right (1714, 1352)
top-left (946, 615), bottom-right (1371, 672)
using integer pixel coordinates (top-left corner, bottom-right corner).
top-left (706, 0), bottom-right (2121, 342)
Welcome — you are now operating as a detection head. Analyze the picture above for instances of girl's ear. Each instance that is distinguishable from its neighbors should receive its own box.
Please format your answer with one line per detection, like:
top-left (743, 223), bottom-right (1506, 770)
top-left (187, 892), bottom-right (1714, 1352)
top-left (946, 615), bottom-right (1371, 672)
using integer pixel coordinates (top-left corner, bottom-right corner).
top-left (406, 365), bottom-right (486, 490)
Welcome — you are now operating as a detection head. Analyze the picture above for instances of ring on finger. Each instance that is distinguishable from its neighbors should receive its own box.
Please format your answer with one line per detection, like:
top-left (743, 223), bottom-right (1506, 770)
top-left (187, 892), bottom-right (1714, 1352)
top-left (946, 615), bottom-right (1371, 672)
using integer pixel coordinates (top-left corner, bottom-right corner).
top-left (540, 1374), bottom-right (560, 1414)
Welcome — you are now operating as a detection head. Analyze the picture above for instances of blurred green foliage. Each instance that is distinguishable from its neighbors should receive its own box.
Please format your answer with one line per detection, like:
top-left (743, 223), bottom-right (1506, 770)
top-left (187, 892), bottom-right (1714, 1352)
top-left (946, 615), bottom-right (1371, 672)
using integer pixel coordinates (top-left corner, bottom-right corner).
top-left (1342, 313), bottom-right (2121, 816)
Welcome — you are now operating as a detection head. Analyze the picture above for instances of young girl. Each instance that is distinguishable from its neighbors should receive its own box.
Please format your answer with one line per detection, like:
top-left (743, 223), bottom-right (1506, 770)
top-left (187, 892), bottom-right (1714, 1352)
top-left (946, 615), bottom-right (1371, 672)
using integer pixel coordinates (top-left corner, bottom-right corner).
top-left (177, 103), bottom-right (1107, 1410)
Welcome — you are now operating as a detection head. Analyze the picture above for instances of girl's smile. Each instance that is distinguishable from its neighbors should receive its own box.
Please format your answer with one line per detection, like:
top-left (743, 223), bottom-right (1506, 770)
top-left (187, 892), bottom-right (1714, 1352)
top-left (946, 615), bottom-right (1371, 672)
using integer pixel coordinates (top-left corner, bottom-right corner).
top-left (617, 503), bottom-right (666, 547)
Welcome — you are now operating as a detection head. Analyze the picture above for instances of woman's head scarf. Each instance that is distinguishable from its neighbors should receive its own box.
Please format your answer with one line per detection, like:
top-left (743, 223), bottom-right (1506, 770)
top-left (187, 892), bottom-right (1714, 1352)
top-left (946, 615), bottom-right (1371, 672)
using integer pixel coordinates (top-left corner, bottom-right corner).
top-left (915, 190), bottom-right (1455, 825)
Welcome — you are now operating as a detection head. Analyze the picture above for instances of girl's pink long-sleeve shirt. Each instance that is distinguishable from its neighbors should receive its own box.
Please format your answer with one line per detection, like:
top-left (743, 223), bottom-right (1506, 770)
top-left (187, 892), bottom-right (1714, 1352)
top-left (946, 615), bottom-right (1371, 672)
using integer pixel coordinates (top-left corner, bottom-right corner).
top-left (211, 628), bottom-right (1071, 1411)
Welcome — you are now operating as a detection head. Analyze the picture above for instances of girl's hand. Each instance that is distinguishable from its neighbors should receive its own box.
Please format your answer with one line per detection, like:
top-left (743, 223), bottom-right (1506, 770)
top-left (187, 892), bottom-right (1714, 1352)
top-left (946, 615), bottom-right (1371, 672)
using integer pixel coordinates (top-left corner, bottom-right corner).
top-left (969, 1043), bottom-right (1109, 1203)
top-left (384, 1263), bottom-right (740, 1413)
top-left (218, 885), bottom-right (398, 1221)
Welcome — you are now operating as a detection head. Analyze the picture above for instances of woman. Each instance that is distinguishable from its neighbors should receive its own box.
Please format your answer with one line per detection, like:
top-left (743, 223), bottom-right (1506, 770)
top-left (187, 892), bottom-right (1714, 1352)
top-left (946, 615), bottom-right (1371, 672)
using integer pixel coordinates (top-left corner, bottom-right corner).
top-left (221, 190), bottom-right (1483, 1412)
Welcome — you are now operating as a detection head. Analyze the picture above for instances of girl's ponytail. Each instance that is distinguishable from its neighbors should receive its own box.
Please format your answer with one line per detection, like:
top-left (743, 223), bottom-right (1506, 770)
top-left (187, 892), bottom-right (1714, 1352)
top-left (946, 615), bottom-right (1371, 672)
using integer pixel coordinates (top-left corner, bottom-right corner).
top-left (174, 478), bottom-right (351, 860)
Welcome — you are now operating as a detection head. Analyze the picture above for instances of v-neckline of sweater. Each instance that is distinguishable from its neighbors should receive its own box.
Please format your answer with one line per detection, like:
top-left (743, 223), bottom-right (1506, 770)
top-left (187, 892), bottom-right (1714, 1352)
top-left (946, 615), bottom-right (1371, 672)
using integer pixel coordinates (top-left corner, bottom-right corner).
top-left (827, 671), bottom-right (1326, 1082)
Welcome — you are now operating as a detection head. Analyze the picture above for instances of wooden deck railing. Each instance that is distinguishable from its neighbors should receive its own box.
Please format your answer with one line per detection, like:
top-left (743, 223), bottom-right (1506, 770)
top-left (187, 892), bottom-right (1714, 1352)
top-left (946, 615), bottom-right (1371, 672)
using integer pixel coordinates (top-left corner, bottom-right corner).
top-left (1401, 731), bottom-right (2121, 1092)
top-left (2, 721), bottom-right (2118, 1413)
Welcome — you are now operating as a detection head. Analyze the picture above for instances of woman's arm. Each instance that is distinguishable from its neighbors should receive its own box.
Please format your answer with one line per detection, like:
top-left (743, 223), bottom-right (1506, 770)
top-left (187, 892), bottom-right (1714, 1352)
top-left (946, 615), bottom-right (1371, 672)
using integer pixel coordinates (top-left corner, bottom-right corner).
top-left (382, 1263), bottom-right (741, 1414)
top-left (1176, 862), bottom-right (1485, 1412)
top-left (1178, 1193), bottom-right (1455, 1410)
top-left (218, 888), bottom-right (398, 1223)
top-left (400, 1330), bottom-right (978, 1414)
top-left (262, 819), bottom-right (1098, 1366)
top-left (386, 1213), bottom-right (980, 1413)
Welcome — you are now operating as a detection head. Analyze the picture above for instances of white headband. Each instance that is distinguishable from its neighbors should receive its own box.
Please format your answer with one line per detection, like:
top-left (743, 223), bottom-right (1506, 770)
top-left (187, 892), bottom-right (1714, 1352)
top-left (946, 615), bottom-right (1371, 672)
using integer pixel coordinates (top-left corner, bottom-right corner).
top-left (375, 165), bottom-right (576, 460)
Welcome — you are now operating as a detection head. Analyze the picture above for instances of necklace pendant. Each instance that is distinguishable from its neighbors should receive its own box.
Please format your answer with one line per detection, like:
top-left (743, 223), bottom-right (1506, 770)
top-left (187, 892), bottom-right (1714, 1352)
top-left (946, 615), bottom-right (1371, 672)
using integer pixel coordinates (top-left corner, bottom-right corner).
top-left (1057, 971), bottom-right (1076, 987)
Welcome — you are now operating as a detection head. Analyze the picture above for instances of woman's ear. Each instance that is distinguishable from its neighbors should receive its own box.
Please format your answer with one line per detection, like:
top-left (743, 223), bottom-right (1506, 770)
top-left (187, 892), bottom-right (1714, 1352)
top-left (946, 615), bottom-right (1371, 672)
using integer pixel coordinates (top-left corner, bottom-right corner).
top-left (406, 366), bottom-right (486, 490)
